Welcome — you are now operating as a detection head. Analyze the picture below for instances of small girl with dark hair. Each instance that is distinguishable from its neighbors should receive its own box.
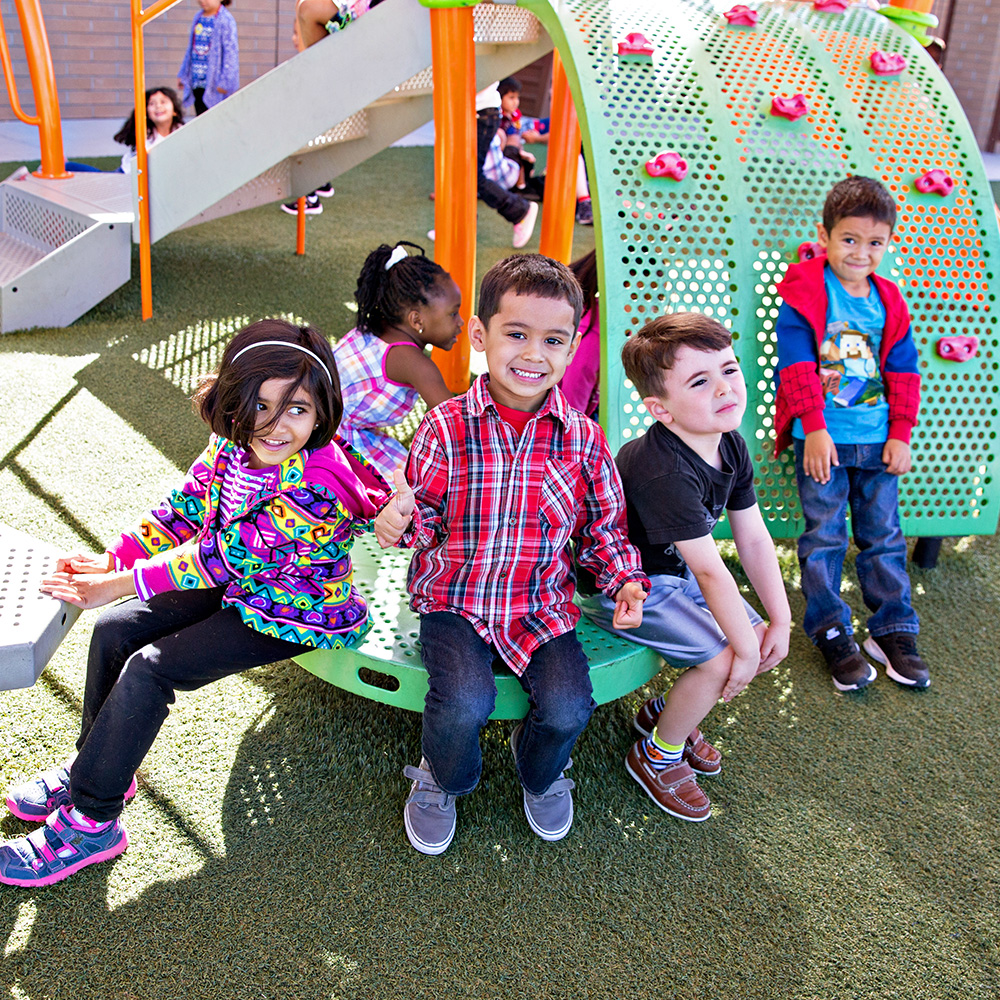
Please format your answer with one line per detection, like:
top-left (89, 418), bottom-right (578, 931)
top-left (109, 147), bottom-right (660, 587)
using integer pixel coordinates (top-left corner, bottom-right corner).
top-left (0, 319), bottom-right (388, 887)
top-left (334, 242), bottom-right (463, 477)
top-left (559, 249), bottom-right (601, 419)
top-left (113, 86), bottom-right (184, 174)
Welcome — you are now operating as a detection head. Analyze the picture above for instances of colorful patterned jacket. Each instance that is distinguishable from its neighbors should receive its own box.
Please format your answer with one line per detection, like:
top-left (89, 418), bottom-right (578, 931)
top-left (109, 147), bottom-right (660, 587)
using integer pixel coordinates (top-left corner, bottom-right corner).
top-left (108, 435), bottom-right (388, 649)
top-left (772, 255), bottom-right (921, 457)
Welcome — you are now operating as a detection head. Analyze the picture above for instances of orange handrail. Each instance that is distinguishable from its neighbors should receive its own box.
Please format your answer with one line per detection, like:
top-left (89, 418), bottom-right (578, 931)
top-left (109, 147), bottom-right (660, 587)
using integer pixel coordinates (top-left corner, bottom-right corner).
top-left (131, 0), bottom-right (185, 320)
top-left (0, 0), bottom-right (70, 178)
top-left (537, 49), bottom-right (580, 264)
top-left (428, 5), bottom-right (476, 393)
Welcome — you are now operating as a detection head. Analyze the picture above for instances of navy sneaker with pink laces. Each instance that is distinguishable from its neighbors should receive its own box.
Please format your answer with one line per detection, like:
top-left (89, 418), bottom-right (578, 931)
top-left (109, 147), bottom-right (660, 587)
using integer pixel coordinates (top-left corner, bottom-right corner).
top-left (6, 759), bottom-right (136, 822)
top-left (0, 806), bottom-right (128, 886)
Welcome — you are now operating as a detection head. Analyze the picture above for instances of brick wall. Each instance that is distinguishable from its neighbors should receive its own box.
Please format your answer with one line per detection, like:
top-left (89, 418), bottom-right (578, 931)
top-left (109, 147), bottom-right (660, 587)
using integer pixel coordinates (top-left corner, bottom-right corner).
top-left (0, 0), bottom-right (298, 123)
top-left (940, 0), bottom-right (1000, 148)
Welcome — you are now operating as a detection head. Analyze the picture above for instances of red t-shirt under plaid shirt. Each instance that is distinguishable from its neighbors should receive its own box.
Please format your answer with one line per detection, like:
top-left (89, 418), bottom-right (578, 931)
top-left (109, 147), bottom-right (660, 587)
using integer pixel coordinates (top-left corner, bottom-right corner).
top-left (400, 375), bottom-right (648, 676)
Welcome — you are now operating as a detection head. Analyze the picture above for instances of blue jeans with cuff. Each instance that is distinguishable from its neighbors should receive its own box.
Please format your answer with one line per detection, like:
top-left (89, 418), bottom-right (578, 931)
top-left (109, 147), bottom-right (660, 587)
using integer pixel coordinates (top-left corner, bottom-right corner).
top-left (794, 439), bottom-right (919, 642)
top-left (418, 611), bottom-right (595, 797)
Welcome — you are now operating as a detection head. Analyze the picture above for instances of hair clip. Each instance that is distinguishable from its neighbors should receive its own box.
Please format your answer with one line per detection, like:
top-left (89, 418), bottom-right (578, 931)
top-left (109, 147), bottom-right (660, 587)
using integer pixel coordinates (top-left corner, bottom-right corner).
top-left (385, 245), bottom-right (409, 270)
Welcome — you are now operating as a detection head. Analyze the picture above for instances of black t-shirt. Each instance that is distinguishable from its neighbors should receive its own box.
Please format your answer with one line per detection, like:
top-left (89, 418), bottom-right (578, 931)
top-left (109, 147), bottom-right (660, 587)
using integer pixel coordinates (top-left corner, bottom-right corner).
top-left (616, 423), bottom-right (759, 577)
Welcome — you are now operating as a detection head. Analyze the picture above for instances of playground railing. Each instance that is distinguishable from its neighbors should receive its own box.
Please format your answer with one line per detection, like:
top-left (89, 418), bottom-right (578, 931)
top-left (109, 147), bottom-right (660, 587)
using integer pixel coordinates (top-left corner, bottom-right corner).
top-left (130, 0), bottom-right (185, 321)
top-left (0, 0), bottom-right (69, 179)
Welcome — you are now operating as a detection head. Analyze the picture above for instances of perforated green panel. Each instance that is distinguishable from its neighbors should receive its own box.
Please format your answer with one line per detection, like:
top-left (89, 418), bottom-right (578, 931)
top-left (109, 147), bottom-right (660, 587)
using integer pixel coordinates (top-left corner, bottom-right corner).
top-left (519, 0), bottom-right (1000, 537)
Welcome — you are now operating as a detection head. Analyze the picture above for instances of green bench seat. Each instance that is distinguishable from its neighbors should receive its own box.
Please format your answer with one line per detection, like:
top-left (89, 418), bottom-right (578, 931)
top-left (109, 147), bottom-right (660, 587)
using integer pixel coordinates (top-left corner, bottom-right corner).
top-left (293, 533), bottom-right (661, 719)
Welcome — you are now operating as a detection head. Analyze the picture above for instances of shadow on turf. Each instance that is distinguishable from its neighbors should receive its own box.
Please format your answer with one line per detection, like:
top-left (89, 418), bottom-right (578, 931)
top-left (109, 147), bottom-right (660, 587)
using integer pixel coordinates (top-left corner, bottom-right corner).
top-left (0, 664), bottom-right (816, 999)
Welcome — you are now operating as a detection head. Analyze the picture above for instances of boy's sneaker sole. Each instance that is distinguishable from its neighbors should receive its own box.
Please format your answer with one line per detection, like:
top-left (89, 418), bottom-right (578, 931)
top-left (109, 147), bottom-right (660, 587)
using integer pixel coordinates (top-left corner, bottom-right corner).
top-left (863, 636), bottom-right (931, 689)
top-left (7, 766), bottom-right (137, 823)
top-left (510, 723), bottom-right (575, 841)
top-left (0, 806), bottom-right (127, 887)
top-left (403, 763), bottom-right (456, 855)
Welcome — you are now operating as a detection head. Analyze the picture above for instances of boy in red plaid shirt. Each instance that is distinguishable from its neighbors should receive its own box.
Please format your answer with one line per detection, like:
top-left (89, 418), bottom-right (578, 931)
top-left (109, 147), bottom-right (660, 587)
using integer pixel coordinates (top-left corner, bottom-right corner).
top-left (774, 176), bottom-right (928, 692)
top-left (375, 254), bottom-right (649, 855)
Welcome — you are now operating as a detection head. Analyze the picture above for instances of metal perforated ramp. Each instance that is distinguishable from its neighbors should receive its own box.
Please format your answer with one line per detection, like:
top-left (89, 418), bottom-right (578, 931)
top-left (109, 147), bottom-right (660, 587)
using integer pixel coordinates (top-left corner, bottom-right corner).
top-left (0, 523), bottom-right (81, 690)
top-left (0, 170), bottom-right (131, 333)
top-left (519, 0), bottom-right (1000, 538)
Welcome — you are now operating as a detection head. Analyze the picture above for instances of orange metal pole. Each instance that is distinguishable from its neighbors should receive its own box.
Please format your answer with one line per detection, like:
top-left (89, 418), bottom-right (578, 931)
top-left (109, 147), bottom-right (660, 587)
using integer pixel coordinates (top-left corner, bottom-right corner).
top-left (538, 49), bottom-right (580, 264)
top-left (429, 6), bottom-right (476, 393)
top-left (131, 0), bottom-right (154, 320)
top-left (130, 0), bottom-right (184, 320)
top-left (3, 0), bottom-right (70, 178)
top-left (296, 196), bottom-right (306, 254)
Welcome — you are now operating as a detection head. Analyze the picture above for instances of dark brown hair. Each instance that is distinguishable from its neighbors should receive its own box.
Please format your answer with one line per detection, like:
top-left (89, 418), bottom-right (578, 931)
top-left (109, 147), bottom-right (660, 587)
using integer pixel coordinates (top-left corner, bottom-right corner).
top-left (193, 319), bottom-right (342, 450)
top-left (476, 253), bottom-right (583, 331)
top-left (113, 87), bottom-right (184, 151)
top-left (622, 312), bottom-right (733, 399)
top-left (822, 176), bottom-right (897, 233)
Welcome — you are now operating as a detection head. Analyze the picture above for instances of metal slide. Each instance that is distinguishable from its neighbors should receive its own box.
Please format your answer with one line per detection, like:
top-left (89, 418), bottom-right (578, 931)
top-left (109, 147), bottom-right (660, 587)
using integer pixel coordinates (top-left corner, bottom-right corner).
top-left (0, 0), bottom-right (551, 333)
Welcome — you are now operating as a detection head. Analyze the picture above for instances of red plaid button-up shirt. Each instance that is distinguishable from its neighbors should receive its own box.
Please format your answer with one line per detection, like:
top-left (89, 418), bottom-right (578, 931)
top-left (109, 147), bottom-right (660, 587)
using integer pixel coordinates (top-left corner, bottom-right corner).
top-left (400, 375), bottom-right (648, 675)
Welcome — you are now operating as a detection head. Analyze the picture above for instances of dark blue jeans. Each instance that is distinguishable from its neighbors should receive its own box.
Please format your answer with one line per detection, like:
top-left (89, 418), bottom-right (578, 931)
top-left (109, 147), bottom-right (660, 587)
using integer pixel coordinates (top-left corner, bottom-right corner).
top-left (476, 109), bottom-right (531, 225)
top-left (794, 440), bottom-right (919, 642)
top-left (418, 612), bottom-right (595, 797)
top-left (70, 588), bottom-right (308, 822)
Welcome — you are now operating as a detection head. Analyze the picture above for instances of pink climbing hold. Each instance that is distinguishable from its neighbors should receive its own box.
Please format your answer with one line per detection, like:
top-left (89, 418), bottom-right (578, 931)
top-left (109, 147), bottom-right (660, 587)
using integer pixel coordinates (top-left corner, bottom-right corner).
top-left (771, 94), bottom-right (809, 120)
top-left (870, 50), bottom-right (907, 75)
top-left (915, 169), bottom-right (954, 196)
top-left (936, 336), bottom-right (979, 362)
top-left (723, 5), bottom-right (759, 25)
top-left (813, 0), bottom-right (849, 11)
top-left (645, 151), bottom-right (688, 181)
top-left (617, 32), bottom-right (655, 57)
top-left (797, 241), bottom-right (824, 263)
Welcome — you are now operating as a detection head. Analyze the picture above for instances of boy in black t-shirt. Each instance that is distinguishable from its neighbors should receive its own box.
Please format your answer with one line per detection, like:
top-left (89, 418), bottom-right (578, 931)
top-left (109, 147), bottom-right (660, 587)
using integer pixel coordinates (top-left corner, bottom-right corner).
top-left (580, 312), bottom-right (790, 821)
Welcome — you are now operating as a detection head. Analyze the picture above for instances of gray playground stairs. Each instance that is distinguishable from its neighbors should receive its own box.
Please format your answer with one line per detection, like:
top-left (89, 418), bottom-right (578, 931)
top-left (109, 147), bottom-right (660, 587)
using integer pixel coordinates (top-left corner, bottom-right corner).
top-left (0, 0), bottom-right (550, 334)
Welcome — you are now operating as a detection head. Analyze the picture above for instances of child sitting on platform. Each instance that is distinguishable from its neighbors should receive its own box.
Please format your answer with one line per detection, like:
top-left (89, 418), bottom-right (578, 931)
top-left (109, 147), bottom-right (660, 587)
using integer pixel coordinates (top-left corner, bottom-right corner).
top-left (579, 312), bottom-right (790, 822)
top-left (774, 175), bottom-right (928, 691)
top-left (0, 320), bottom-right (388, 887)
top-left (375, 254), bottom-right (649, 855)
top-left (334, 242), bottom-right (462, 479)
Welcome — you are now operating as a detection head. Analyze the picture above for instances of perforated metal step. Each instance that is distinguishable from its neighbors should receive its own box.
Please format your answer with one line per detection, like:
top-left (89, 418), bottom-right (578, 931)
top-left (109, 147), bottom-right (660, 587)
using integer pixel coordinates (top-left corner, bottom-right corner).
top-left (0, 523), bottom-right (81, 691)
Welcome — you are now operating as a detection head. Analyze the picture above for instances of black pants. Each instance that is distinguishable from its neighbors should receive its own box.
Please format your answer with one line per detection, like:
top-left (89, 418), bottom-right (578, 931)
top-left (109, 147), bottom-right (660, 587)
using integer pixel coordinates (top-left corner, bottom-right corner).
top-left (192, 87), bottom-right (208, 116)
top-left (476, 110), bottom-right (530, 225)
top-left (70, 588), bottom-right (308, 822)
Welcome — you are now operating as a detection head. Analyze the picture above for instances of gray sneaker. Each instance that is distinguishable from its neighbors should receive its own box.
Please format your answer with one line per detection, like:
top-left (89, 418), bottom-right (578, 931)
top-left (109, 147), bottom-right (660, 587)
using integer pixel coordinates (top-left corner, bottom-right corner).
top-left (403, 759), bottom-right (456, 855)
top-left (510, 723), bottom-right (575, 842)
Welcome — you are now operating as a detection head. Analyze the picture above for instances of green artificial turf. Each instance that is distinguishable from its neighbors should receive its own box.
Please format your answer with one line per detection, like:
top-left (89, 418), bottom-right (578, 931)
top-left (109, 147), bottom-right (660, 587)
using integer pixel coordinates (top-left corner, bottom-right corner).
top-left (1, 146), bottom-right (998, 1000)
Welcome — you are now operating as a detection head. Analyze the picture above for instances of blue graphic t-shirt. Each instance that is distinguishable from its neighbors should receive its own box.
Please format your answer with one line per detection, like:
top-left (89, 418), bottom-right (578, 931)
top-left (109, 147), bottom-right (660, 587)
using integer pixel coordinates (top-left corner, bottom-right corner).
top-left (792, 266), bottom-right (890, 444)
top-left (190, 14), bottom-right (215, 88)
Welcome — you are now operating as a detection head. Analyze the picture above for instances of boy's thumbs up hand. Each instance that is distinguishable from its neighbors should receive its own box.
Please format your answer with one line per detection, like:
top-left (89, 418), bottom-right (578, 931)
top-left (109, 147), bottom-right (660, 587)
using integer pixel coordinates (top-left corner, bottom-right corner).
top-left (375, 469), bottom-right (415, 548)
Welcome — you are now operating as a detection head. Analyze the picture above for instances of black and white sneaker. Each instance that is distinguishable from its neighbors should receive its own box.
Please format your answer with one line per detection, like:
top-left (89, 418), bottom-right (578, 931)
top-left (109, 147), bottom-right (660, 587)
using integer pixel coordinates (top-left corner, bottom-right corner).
top-left (864, 633), bottom-right (930, 689)
top-left (814, 625), bottom-right (876, 692)
top-left (280, 194), bottom-right (323, 215)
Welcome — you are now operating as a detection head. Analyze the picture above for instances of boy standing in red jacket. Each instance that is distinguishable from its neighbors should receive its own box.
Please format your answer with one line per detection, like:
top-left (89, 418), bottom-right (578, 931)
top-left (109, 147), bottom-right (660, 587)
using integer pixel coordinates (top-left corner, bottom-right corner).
top-left (774, 176), bottom-right (929, 692)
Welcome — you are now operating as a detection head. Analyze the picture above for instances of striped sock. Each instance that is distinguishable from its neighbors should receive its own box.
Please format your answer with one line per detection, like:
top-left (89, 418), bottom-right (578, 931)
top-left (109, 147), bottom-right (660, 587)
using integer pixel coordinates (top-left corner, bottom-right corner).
top-left (642, 727), bottom-right (685, 769)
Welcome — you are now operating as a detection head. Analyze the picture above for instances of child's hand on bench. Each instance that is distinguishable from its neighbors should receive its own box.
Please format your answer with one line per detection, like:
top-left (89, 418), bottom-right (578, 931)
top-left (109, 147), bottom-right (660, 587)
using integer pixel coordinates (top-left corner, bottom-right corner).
top-left (55, 552), bottom-right (113, 575)
top-left (612, 581), bottom-right (646, 629)
top-left (375, 469), bottom-right (415, 548)
top-left (41, 567), bottom-right (135, 609)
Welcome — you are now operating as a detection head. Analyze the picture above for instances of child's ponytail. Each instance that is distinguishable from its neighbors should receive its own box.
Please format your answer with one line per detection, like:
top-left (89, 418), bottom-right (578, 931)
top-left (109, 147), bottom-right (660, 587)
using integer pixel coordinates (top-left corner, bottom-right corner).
top-left (354, 242), bottom-right (446, 335)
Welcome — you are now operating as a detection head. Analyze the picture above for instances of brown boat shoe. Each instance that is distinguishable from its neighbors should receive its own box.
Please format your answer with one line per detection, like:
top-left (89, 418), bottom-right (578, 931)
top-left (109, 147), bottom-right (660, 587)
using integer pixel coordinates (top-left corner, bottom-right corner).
top-left (633, 697), bottom-right (722, 776)
top-left (624, 741), bottom-right (712, 822)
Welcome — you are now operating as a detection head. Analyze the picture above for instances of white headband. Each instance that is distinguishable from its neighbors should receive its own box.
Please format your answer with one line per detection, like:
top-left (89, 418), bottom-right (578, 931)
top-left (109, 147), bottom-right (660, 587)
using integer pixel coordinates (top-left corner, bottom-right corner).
top-left (384, 245), bottom-right (408, 270)
top-left (231, 340), bottom-right (333, 384)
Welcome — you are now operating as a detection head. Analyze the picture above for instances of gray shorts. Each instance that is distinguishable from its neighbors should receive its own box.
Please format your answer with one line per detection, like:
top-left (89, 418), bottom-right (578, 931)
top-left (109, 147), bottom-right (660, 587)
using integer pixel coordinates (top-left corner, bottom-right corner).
top-left (578, 570), bottom-right (763, 670)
